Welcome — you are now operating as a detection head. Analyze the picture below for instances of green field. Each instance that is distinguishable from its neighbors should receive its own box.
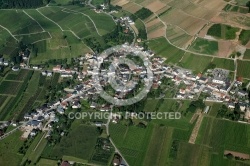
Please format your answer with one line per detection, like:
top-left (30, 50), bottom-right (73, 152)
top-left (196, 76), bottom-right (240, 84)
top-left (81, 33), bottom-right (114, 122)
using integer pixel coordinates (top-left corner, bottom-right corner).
top-left (0, 131), bottom-right (24, 166)
top-left (237, 60), bottom-right (250, 78)
top-left (0, 10), bottom-right (43, 35)
top-left (42, 124), bottom-right (99, 161)
top-left (179, 53), bottom-right (213, 72)
top-left (147, 37), bottom-right (184, 64)
top-left (243, 49), bottom-right (250, 59)
top-left (189, 38), bottom-right (218, 55)
top-left (207, 24), bottom-right (240, 40)
top-left (239, 30), bottom-right (250, 45)
top-left (212, 58), bottom-right (235, 71)
top-left (23, 9), bottom-right (91, 64)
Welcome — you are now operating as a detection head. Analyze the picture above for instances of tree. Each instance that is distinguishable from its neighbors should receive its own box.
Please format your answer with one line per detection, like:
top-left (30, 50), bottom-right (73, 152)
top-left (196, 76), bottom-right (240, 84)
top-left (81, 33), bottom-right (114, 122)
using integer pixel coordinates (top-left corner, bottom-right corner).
top-left (246, 1), bottom-right (250, 12)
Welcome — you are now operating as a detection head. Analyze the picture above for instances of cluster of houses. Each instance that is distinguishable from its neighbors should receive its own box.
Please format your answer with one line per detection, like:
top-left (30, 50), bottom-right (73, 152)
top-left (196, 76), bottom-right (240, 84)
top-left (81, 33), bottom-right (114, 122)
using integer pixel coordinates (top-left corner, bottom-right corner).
top-left (13, 44), bottom-right (250, 139)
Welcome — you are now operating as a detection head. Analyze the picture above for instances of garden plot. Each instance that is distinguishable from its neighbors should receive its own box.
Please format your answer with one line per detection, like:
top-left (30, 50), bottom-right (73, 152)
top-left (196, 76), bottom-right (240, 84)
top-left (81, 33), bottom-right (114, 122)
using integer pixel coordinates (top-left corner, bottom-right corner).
top-left (145, 0), bottom-right (166, 13)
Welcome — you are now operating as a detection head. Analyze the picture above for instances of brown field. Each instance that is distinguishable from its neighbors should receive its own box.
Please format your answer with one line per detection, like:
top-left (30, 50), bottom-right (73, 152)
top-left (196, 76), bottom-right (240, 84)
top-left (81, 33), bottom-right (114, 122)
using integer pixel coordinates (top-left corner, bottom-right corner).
top-left (160, 0), bottom-right (172, 4)
top-left (218, 40), bottom-right (234, 58)
top-left (198, 24), bottom-right (211, 37)
top-left (122, 2), bottom-right (142, 14)
top-left (146, 0), bottom-right (166, 13)
top-left (145, 18), bottom-right (161, 28)
top-left (112, 0), bottom-right (129, 6)
top-left (168, 0), bottom-right (190, 9)
top-left (183, 3), bottom-right (218, 20)
top-left (155, 5), bottom-right (172, 15)
top-left (166, 25), bottom-right (194, 48)
top-left (199, 0), bottom-right (227, 10)
top-left (160, 9), bottom-right (208, 35)
top-left (246, 41), bottom-right (250, 48)
top-left (147, 26), bottom-right (166, 39)
top-left (139, 0), bottom-right (154, 7)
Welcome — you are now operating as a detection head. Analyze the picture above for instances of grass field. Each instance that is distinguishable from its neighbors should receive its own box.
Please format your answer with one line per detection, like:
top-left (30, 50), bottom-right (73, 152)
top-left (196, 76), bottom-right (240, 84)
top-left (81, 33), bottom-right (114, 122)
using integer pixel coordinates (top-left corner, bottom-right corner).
top-left (237, 60), bottom-right (250, 78)
top-left (189, 38), bottom-right (218, 55)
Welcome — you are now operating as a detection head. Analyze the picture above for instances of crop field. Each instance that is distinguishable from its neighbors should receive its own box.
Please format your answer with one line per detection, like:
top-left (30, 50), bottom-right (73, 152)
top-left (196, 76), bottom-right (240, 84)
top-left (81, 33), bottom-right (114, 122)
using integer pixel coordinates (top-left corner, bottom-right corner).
top-left (0, 10), bottom-right (43, 35)
top-left (143, 99), bottom-right (160, 112)
top-left (23, 9), bottom-right (91, 64)
top-left (212, 58), bottom-right (235, 71)
top-left (179, 53), bottom-right (213, 72)
top-left (145, 0), bottom-right (166, 13)
top-left (0, 81), bottom-right (23, 95)
top-left (147, 37), bottom-right (184, 64)
top-left (51, 6), bottom-right (116, 36)
top-left (239, 30), bottom-right (250, 45)
top-left (5, 69), bottom-right (32, 81)
top-left (207, 24), bottom-right (240, 40)
top-left (173, 142), bottom-right (211, 166)
top-left (109, 123), bottom-right (152, 166)
top-left (237, 60), bottom-right (250, 78)
top-left (143, 126), bottom-right (173, 166)
top-left (0, 131), bottom-right (24, 166)
top-left (189, 38), bottom-right (218, 55)
top-left (159, 8), bottom-right (207, 36)
top-left (38, 7), bottom-right (98, 38)
top-left (16, 32), bottom-right (51, 44)
top-left (243, 49), bottom-right (250, 59)
top-left (0, 27), bottom-right (19, 57)
top-left (42, 125), bottom-right (99, 161)
top-left (196, 117), bottom-right (250, 153)
top-left (166, 24), bottom-right (193, 48)
top-left (122, 2), bottom-right (142, 13)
